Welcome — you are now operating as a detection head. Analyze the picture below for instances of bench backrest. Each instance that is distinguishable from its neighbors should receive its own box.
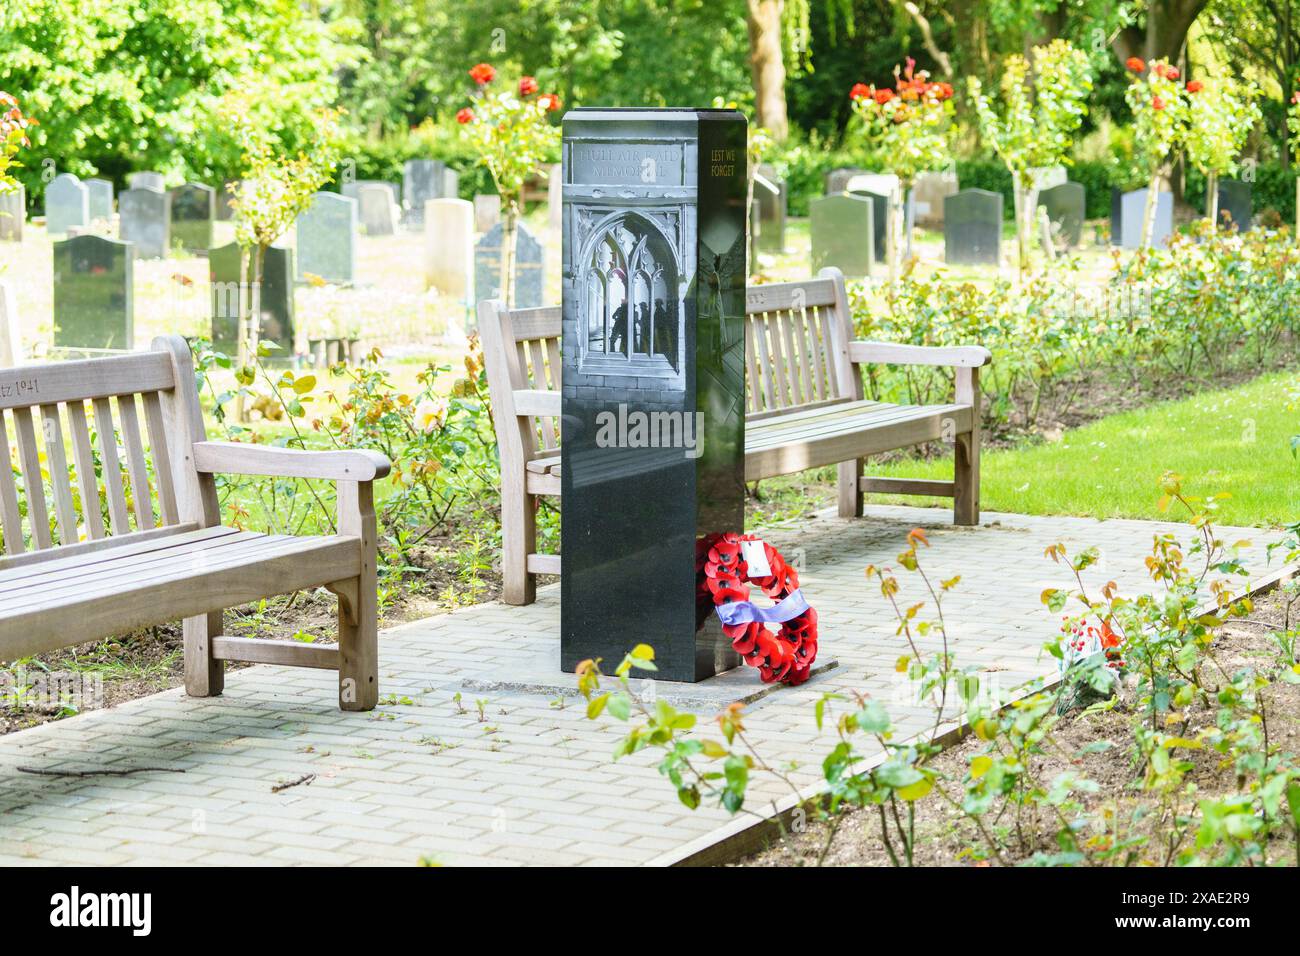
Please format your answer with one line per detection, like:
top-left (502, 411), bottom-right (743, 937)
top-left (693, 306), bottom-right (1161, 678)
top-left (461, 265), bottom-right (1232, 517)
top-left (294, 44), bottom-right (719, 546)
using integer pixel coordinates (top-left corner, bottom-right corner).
top-left (0, 335), bottom-right (212, 567)
top-left (478, 268), bottom-right (859, 469)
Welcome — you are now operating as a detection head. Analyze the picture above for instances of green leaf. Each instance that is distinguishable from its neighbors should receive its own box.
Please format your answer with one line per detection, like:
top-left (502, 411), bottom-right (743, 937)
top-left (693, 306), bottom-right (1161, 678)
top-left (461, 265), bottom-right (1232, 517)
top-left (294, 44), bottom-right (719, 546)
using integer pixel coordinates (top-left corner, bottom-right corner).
top-left (606, 693), bottom-right (631, 721)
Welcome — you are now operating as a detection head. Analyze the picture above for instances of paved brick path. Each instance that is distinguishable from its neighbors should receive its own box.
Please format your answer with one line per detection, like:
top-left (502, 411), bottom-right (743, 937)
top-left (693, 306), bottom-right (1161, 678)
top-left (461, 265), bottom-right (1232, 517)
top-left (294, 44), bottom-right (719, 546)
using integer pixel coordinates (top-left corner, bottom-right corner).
top-left (0, 506), bottom-right (1284, 865)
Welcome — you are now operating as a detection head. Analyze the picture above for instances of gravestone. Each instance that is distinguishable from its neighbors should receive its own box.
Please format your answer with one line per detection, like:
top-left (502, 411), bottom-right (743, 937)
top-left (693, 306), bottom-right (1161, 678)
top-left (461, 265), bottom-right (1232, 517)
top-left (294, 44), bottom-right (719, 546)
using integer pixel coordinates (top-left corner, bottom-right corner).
top-left (209, 241), bottom-right (296, 358)
top-left (341, 180), bottom-right (399, 207)
top-left (216, 182), bottom-right (238, 220)
top-left (46, 174), bottom-right (89, 236)
top-left (811, 193), bottom-right (874, 277)
top-left (845, 187), bottom-right (889, 263)
top-left (548, 163), bottom-right (563, 229)
top-left (128, 172), bottom-right (165, 192)
top-left (402, 159), bottom-right (449, 228)
top-left (171, 183), bottom-right (215, 253)
top-left (86, 179), bottom-right (114, 221)
top-left (913, 170), bottom-right (958, 229)
top-left (474, 194), bottom-right (501, 232)
top-left (296, 192), bottom-right (357, 285)
top-left (752, 163), bottom-right (786, 253)
top-left (357, 183), bottom-right (398, 236)
top-left (944, 189), bottom-right (1003, 265)
top-left (52, 234), bottom-right (134, 351)
top-left (119, 187), bottom-right (172, 259)
top-left (0, 185), bottom-right (24, 242)
top-left (825, 167), bottom-right (869, 194)
top-left (561, 107), bottom-right (748, 683)
top-left (425, 198), bottom-right (473, 299)
top-left (1217, 181), bottom-right (1251, 232)
top-left (1112, 188), bottom-right (1173, 248)
top-left (1037, 181), bottom-right (1085, 250)
top-left (474, 221), bottom-right (545, 308)
top-left (1025, 165), bottom-right (1067, 214)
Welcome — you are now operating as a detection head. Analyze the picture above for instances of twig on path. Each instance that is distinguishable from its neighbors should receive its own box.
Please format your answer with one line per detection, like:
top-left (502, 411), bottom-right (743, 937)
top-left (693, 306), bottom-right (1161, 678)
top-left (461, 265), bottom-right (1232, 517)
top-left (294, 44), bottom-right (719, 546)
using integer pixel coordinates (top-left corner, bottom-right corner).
top-left (271, 772), bottom-right (316, 793)
top-left (16, 765), bottom-right (185, 778)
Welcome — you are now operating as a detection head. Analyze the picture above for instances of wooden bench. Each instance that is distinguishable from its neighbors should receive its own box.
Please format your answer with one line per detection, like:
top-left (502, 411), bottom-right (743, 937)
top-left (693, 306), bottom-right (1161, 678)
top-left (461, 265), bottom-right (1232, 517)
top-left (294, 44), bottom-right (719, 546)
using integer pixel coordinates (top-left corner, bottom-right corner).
top-left (0, 335), bottom-right (390, 711)
top-left (480, 266), bottom-right (991, 605)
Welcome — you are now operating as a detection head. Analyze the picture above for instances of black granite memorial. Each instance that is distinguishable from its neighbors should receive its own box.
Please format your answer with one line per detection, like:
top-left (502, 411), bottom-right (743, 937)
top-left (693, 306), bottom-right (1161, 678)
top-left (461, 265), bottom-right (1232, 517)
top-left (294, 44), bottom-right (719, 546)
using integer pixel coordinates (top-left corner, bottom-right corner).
top-left (1217, 180), bottom-right (1251, 233)
top-left (209, 242), bottom-right (296, 359)
top-left (944, 189), bottom-right (1003, 265)
top-left (171, 183), bottom-right (215, 252)
top-left (52, 234), bottom-right (134, 351)
top-left (1037, 181), bottom-right (1085, 249)
top-left (560, 108), bottom-right (747, 683)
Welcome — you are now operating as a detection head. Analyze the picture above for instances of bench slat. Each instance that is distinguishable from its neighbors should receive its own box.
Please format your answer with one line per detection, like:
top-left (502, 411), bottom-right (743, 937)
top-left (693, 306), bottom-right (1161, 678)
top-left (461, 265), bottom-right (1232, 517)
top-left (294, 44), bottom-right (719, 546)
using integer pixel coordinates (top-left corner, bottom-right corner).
top-left (92, 397), bottom-right (130, 535)
top-left (141, 391), bottom-right (180, 525)
top-left (745, 403), bottom-right (969, 450)
top-left (0, 412), bottom-right (24, 555)
top-left (211, 636), bottom-right (340, 670)
top-left (65, 400), bottom-right (106, 539)
top-left (0, 351), bottom-right (174, 411)
top-left (12, 406), bottom-right (51, 549)
top-left (116, 394), bottom-right (156, 531)
top-left (38, 404), bottom-right (78, 546)
top-left (0, 522), bottom-right (202, 574)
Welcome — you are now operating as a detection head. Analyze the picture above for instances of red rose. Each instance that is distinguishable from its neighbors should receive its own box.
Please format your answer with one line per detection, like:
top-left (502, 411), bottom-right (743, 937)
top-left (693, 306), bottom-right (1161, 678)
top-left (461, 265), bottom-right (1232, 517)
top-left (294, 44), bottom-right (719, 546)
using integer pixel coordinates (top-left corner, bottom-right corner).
top-left (933, 82), bottom-right (953, 100)
top-left (849, 83), bottom-right (870, 101)
top-left (1151, 96), bottom-right (1165, 111)
top-left (468, 63), bottom-right (496, 86)
top-left (874, 88), bottom-right (894, 104)
top-left (1186, 80), bottom-right (1203, 93)
top-left (455, 107), bottom-right (474, 124)
top-left (537, 93), bottom-right (561, 112)
top-left (1165, 66), bottom-right (1180, 80)
top-left (519, 76), bottom-right (539, 96)
top-left (1126, 56), bottom-right (1145, 73)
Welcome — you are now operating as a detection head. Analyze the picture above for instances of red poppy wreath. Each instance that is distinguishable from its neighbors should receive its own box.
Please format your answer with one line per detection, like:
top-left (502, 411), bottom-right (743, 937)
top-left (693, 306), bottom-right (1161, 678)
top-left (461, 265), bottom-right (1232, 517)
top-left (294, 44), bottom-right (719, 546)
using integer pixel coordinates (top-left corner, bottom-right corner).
top-left (696, 532), bottom-right (818, 686)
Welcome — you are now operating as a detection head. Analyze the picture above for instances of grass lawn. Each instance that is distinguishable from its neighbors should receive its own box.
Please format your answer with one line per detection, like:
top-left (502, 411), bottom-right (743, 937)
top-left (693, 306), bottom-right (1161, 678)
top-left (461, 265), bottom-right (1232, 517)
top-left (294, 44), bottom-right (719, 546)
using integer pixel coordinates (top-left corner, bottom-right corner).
top-left (868, 370), bottom-right (1300, 528)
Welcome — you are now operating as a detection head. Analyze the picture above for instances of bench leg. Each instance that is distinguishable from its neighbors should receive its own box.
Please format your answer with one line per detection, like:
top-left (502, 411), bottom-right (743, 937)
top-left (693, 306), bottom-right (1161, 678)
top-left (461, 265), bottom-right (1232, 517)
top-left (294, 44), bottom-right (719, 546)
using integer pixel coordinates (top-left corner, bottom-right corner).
top-left (502, 490), bottom-right (537, 605)
top-left (837, 459), bottom-right (863, 518)
top-left (183, 611), bottom-right (224, 697)
top-left (954, 431), bottom-right (979, 526)
top-left (338, 481), bottom-right (379, 711)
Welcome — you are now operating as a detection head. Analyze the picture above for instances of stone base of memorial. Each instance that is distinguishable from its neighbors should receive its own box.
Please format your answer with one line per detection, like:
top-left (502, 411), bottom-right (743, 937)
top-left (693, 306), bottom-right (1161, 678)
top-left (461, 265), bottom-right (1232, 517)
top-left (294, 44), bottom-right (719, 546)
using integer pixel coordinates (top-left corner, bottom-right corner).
top-left (559, 107), bottom-right (748, 683)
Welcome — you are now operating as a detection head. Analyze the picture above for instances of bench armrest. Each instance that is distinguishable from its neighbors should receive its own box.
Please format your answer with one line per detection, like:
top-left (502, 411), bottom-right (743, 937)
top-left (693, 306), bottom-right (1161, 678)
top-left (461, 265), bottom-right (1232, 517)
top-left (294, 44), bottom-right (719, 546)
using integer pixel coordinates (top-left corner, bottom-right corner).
top-left (193, 441), bottom-right (392, 482)
top-left (848, 341), bottom-right (993, 368)
top-left (513, 388), bottom-right (561, 417)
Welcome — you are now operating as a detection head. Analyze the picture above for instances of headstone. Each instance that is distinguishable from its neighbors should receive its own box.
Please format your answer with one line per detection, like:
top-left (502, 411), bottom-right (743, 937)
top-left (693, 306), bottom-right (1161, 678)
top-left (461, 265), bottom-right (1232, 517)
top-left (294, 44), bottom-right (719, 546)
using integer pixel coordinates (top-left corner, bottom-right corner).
top-left (52, 234), bottom-right (134, 351)
top-left (825, 167), bottom-right (869, 194)
top-left (357, 183), bottom-right (398, 236)
top-left (85, 178), bottom-right (114, 221)
top-left (1037, 181), bottom-right (1085, 249)
top-left (341, 180), bottom-right (399, 207)
top-left (1112, 187), bottom-right (1173, 248)
top-left (474, 221), bottom-right (546, 308)
top-left (1025, 165), bottom-right (1067, 214)
top-left (753, 163), bottom-right (786, 253)
top-left (402, 159), bottom-right (449, 228)
top-left (561, 107), bottom-right (748, 683)
top-left (45, 174), bottom-right (89, 236)
top-left (548, 163), bottom-right (563, 230)
top-left (474, 194), bottom-right (501, 233)
top-left (216, 181), bottom-right (238, 220)
top-left (913, 170), bottom-right (957, 229)
top-left (1217, 180), bottom-right (1251, 232)
top-left (296, 191), bottom-right (358, 285)
top-left (846, 172), bottom-right (899, 198)
top-left (119, 187), bottom-right (172, 259)
top-left (170, 183), bottom-right (215, 253)
top-left (845, 187), bottom-right (888, 263)
top-left (128, 172), bottom-right (165, 192)
top-left (0, 280), bottom-right (17, 366)
top-left (209, 241), bottom-right (296, 358)
top-left (425, 198), bottom-right (473, 299)
top-left (443, 168), bottom-right (460, 201)
top-left (0, 184), bottom-right (24, 242)
top-left (944, 189), bottom-right (1003, 265)
top-left (811, 193), bottom-right (874, 277)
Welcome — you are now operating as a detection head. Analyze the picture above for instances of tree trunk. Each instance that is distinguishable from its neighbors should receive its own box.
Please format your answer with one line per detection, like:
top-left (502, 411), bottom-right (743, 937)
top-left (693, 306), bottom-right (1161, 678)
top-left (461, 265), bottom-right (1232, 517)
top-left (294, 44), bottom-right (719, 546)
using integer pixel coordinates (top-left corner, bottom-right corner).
top-left (746, 0), bottom-right (789, 140)
top-left (1206, 170), bottom-right (1218, 230)
top-left (1112, 0), bottom-right (1209, 64)
top-left (501, 201), bottom-right (518, 309)
top-left (1141, 174), bottom-right (1160, 248)
top-left (233, 244), bottom-right (265, 424)
top-left (886, 186), bottom-right (904, 290)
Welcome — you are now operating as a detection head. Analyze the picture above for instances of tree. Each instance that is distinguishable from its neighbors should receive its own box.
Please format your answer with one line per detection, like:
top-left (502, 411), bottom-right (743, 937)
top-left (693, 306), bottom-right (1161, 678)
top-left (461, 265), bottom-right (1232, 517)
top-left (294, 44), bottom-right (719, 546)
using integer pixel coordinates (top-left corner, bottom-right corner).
top-left (1125, 57), bottom-right (1191, 247)
top-left (1183, 78), bottom-right (1261, 228)
top-left (968, 39), bottom-right (1092, 274)
top-left (1112, 0), bottom-right (1211, 66)
top-left (849, 59), bottom-right (955, 286)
